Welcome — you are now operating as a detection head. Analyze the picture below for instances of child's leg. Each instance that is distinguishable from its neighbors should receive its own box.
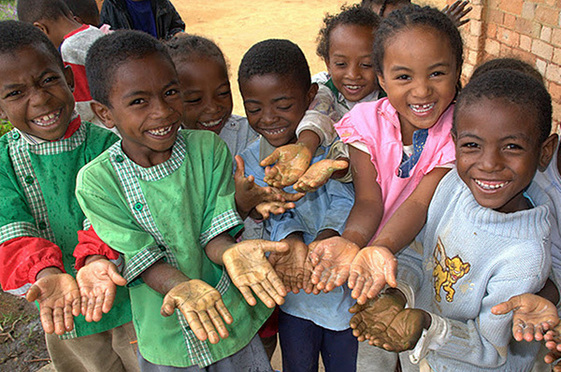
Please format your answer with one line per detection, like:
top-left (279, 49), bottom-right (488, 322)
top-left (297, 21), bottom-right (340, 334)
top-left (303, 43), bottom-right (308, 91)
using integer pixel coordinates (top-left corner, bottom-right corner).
top-left (278, 309), bottom-right (322, 372)
top-left (45, 321), bottom-right (139, 372)
top-left (320, 327), bottom-right (358, 372)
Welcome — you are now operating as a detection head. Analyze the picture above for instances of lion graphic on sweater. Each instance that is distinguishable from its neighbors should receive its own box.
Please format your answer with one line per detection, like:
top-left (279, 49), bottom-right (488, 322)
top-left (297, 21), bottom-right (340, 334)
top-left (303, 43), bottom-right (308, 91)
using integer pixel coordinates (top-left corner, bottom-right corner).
top-left (433, 237), bottom-right (470, 302)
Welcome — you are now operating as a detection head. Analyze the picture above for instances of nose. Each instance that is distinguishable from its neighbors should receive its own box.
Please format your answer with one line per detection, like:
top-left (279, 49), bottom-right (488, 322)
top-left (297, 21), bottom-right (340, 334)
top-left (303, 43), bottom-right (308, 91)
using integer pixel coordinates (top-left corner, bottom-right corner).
top-left (345, 64), bottom-right (361, 80)
top-left (152, 96), bottom-right (175, 118)
top-left (261, 107), bottom-right (277, 125)
top-left (411, 78), bottom-right (431, 99)
top-left (478, 147), bottom-right (504, 173)
top-left (202, 97), bottom-right (221, 115)
top-left (29, 87), bottom-right (50, 107)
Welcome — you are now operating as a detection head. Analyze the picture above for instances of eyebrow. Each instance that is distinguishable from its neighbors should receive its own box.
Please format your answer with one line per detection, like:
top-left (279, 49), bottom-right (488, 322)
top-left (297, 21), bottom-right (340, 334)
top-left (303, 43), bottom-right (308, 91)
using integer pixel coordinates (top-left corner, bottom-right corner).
top-left (332, 53), bottom-right (372, 59)
top-left (183, 82), bottom-right (229, 94)
top-left (2, 69), bottom-right (59, 90)
top-left (123, 80), bottom-right (179, 99)
top-left (390, 62), bottom-right (451, 72)
top-left (457, 132), bottom-right (532, 142)
top-left (244, 96), bottom-right (294, 105)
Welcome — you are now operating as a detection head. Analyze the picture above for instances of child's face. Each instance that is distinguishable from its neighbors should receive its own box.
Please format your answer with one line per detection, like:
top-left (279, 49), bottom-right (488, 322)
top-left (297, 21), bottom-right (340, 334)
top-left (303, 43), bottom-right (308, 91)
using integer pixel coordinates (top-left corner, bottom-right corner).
top-left (326, 24), bottom-right (378, 103)
top-left (95, 53), bottom-right (183, 165)
top-left (176, 56), bottom-right (233, 134)
top-left (454, 97), bottom-right (554, 213)
top-left (240, 74), bottom-right (316, 147)
top-left (378, 26), bottom-right (459, 144)
top-left (0, 45), bottom-right (75, 141)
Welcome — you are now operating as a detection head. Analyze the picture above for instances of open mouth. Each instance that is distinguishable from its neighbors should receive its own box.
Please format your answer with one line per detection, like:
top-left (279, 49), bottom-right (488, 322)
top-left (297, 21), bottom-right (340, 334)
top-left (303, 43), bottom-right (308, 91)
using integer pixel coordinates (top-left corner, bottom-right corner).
top-left (31, 109), bottom-right (62, 127)
top-left (474, 179), bottom-right (509, 191)
top-left (147, 124), bottom-right (174, 137)
top-left (261, 127), bottom-right (287, 136)
top-left (409, 103), bottom-right (435, 114)
top-left (344, 84), bottom-right (363, 91)
top-left (197, 115), bottom-right (226, 131)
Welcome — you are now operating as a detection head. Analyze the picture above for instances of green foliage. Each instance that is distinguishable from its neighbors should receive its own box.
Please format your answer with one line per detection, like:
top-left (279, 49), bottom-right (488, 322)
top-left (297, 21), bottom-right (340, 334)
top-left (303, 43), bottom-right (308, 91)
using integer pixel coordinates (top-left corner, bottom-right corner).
top-left (0, 0), bottom-right (16, 21)
top-left (0, 120), bottom-right (13, 137)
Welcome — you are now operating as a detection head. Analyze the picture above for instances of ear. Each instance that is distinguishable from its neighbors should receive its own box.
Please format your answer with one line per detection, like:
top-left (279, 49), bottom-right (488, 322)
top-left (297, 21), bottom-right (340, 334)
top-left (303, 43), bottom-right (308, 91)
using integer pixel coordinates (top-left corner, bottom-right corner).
top-left (377, 73), bottom-right (387, 93)
top-left (90, 101), bottom-right (116, 129)
top-left (324, 58), bottom-right (331, 76)
top-left (538, 133), bottom-right (558, 171)
top-left (32, 21), bottom-right (49, 36)
top-left (451, 130), bottom-right (457, 145)
top-left (63, 65), bottom-right (75, 93)
top-left (306, 83), bottom-right (319, 107)
top-left (0, 107), bottom-right (7, 121)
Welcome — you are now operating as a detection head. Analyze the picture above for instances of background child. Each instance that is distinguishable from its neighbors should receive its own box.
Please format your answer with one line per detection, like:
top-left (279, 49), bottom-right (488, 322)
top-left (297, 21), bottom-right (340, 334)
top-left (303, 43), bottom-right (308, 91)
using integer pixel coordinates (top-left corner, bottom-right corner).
top-left (237, 38), bottom-right (356, 372)
top-left (17, 0), bottom-right (110, 130)
top-left (0, 21), bottom-right (136, 372)
top-left (350, 68), bottom-right (557, 371)
top-left (79, 29), bottom-right (286, 370)
top-left (63, 0), bottom-right (100, 27)
top-left (100, 0), bottom-right (185, 40)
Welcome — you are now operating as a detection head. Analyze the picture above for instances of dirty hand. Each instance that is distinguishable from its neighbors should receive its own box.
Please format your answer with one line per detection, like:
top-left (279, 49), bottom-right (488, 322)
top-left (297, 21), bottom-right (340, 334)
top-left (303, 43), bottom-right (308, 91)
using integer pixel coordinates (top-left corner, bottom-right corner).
top-left (348, 246), bottom-right (398, 305)
top-left (260, 143), bottom-right (313, 188)
top-left (367, 308), bottom-right (428, 352)
top-left (269, 235), bottom-right (314, 294)
top-left (26, 272), bottom-right (80, 335)
top-left (492, 293), bottom-right (560, 342)
top-left (223, 239), bottom-right (289, 307)
top-left (161, 279), bottom-right (233, 344)
top-left (544, 347), bottom-right (561, 371)
top-left (254, 200), bottom-right (296, 220)
top-left (308, 236), bottom-right (359, 293)
top-left (293, 159), bottom-right (349, 192)
top-left (349, 289), bottom-right (407, 342)
top-left (442, 0), bottom-right (472, 27)
top-left (76, 258), bottom-right (126, 322)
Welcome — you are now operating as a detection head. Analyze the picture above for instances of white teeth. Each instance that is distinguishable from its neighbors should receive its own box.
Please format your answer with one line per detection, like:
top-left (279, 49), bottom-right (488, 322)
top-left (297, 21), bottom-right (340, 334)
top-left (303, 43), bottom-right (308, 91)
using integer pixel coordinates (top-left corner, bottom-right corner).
top-left (474, 179), bottom-right (507, 190)
top-left (147, 125), bottom-right (173, 136)
top-left (199, 119), bottom-right (222, 128)
top-left (32, 110), bottom-right (60, 127)
top-left (410, 103), bottom-right (435, 113)
top-left (345, 85), bottom-right (361, 90)
top-left (263, 127), bottom-right (287, 135)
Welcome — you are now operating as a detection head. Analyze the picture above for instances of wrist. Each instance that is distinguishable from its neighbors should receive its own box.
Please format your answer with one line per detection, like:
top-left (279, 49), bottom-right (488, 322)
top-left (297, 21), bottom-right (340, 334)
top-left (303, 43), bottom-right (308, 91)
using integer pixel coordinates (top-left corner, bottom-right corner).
top-left (297, 130), bottom-right (320, 151)
top-left (422, 310), bottom-right (432, 330)
top-left (384, 287), bottom-right (407, 308)
top-left (84, 254), bottom-right (106, 266)
top-left (36, 267), bottom-right (63, 281)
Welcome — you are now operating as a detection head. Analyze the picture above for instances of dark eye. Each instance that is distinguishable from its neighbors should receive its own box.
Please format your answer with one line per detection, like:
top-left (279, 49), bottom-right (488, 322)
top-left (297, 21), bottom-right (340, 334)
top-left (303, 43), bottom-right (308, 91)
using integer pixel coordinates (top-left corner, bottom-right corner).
top-left (396, 74), bottom-right (410, 81)
top-left (462, 142), bottom-right (479, 149)
top-left (278, 104), bottom-right (293, 111)
top-left (246, 107), bottom-right (260, 114)
top-left (130, 98), bottom-right (145, 106)
top-left (5, 90), bottom-right (21, 98)
top-left (361, 63), bottom-right (373, 68)
top-left (430, 71), bottom-right (445, 78)
top-left (165, 88), bottom-right (179, 97)
top-left (505, 143), bottom-right (523, 150)
top-left (43, 75), bottom-right (59, 84)
top-left (218, 89), bottom-right (231, 97)
top-left (334, 62), bottom-right (346, 67)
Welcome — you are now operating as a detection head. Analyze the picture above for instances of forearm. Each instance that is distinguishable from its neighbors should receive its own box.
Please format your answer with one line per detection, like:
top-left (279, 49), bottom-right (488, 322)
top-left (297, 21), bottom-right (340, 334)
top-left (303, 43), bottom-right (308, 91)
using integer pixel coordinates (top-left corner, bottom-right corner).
top-left (315, 229), bottom-right (339, 242)
top-left (538, 279), bottom-right (560, 306)
top-left (204, 232), bottom-right (236, 266)
top-left (296, 130), bottom-right (320, 156)
top-left (36, 267), bottom-right (64, 280)
top-left (342, 202), bottom-right (383, 247)
top-left (140, 259), bottom-right (190, 295)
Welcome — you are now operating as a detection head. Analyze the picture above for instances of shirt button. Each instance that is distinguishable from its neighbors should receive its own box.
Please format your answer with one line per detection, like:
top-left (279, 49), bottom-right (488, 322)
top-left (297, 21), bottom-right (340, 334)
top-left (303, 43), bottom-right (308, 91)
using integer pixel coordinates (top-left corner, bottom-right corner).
top-left (24, 175), bottom-right (34, 184)
top-left (38, 221), bottom-right (47, 230)
top-left (12, 132), bottom-right (20, 140)
top-left (115, 155), bottom-right (124, 163)
top-left (133, 202), bottom-right (143, 211)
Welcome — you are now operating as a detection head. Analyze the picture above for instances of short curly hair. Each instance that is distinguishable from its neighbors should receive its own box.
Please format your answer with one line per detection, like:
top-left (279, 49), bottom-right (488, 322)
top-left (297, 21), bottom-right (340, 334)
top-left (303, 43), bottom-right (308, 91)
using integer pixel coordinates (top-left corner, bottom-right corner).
top-left (86, 30), bottom-right (175, 107)
top-left (238, 39), bottom-right (310, 92)
top-left (361, 0), bottom-right (411, 17)
top-left (165, 34), bottom-right (228, 74)
top-left (453, 69), bottom-right (552, 144)
top-left (316, 4), bottom-right (380, 61)
top-left (471, 57), bottom-right (544, 86)
top-left (0, 20), bottom-right (64, 70)
top-left (17, 0), bottom-right (72, 23)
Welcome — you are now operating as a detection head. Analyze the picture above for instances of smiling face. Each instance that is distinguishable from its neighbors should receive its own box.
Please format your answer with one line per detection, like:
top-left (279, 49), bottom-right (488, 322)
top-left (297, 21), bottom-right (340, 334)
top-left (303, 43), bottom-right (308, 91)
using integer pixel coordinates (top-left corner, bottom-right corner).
top-left (326, 24), bottom-right (378, 103)
top-left (454, 97), bottom-right (552, 213)
top-left (176, 56), bottom-right (233, 134)
top-left (94, 53), bottom-right (183, 167)
top-left (240, 74), bottom-right (316, 147)
top-left (378, 25), bottom-right (459, 144)
top-left (0, 45), bottom-right (75, 141)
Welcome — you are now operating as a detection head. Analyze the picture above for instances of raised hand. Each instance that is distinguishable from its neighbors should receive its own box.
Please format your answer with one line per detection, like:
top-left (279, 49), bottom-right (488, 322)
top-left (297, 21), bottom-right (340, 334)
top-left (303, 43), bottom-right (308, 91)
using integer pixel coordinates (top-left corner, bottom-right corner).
top-left (348, 246), bottom-right (398, 304)
top-left (254, 200), bottom-right (295, 220)
top-left (223, 239), bottom-right (289, 308)
top-left (260, 143), bottom-right (313, 188)
top-left (77, 258), bottom-right (127, 322)
top-left (491, 293), bottom-right (560, 342)
top-left (26, 271), bottom-right (81, 335)
top-left (367, 308), bottom-right (429, 352)
top-left (161, 279), bottom-right (233, 344)
top-left (308, 236), bottom-right (359, 293)
top-left (349, 289), bottom-right (407, 342)
top-left (544, 346), bottom-right (561, 371)
top-left (293, 159), bottom-right (349, 192)
top-left (442, 0), bottom-right (472, 27)
top-left (269, 235), bottom-right (314, 294)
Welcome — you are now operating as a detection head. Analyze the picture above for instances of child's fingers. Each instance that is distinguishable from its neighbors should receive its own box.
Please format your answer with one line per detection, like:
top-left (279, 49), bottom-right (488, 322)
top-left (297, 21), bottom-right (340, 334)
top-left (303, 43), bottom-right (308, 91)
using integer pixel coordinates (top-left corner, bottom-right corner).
top-left (25, 284), bottom-right (41, 303)
top-left (80, 294), bottom-right (89, 317)
top-left (491, 295), bottom-right (522, 315)
top-left (234, 155), bottom-right (245, 180)
top-left (160, 297), bottom-right (176, 317)
top-left (39, 307), bottom-right (55, 334)
top-left (249, 283), bottom-right (275, 308)
top-left (207, 307), bottom-right (229, 341)
top-left (53, 306), bottom-right (66, 335)
top-left (512, 319), bottom-right (525, 342)
top-left (107, 267), bottom-right (127, 287)
top-left (260, 277), bottom-right (286, 306)
top-left (184, 311), bottom-right (208, 342)
top-left (366, 277), bottom-right (387, 300)
top-left (215, 299), bottom-right (233, 325)
top-left (523, 322), bottom-right (536, 342)
top-left (350, 275), bottom-right (366, 301)
top-left (238, 286), bottom-right (257, 307)
top-left (260, 150), bottom-right (280, 167)
top-left (102, 286), bottom-right (117, 315)
top-left (64, 302), bottom-right (76, 332)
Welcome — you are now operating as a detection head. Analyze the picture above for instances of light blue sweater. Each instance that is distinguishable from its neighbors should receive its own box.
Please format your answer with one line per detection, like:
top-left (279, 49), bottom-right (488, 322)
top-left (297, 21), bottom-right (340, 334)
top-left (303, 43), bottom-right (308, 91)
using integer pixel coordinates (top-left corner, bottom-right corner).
top-left (398, 170), bottom-right (552, 372)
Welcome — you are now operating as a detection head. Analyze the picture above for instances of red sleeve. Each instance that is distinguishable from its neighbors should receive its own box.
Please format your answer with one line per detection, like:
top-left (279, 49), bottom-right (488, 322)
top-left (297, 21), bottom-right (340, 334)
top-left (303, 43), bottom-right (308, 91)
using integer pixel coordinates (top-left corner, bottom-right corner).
top-left (74, 227), bottom-right (120, 270)
top-left (0, 237), bottom-right (65, 296)
top-left (64, 62), bottom-right (92, 102)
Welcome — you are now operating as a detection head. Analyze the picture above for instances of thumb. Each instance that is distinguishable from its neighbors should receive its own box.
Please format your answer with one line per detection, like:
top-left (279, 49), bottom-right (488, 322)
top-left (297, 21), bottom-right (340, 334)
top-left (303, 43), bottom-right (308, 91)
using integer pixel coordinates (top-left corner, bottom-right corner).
top-left (384, 258), bottom-right (398, 288)
top-left (260, 240), bottom-right (289, 254)
top-left (234, 155), bottom-right (245, 180)
top-left (491, 296), bottom-right (520, 315)
top-left (160, 297), bottom-right (175, 317)
top-left (260, 149), bottom-right (279, 167)
top-left (331, 159), bottom-right (349, 171)
top-left (107, 266), bottom-right (127, 287)
top-left (26, 285), bottom-right (41, 302)
top-left (308, 241), bottom-right (325, 265)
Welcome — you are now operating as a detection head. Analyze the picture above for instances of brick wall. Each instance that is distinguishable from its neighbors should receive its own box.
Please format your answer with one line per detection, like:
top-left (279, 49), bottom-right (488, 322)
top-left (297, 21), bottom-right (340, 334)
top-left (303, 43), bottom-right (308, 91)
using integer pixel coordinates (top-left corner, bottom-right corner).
top-left (455, 0), bottom-right (561, 128)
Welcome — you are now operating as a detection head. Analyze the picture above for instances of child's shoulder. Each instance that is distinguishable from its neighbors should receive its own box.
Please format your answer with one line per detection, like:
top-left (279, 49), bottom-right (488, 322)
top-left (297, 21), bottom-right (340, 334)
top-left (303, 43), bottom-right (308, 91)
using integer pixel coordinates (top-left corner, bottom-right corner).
top-left (61, 25), bottom-right (105, 53)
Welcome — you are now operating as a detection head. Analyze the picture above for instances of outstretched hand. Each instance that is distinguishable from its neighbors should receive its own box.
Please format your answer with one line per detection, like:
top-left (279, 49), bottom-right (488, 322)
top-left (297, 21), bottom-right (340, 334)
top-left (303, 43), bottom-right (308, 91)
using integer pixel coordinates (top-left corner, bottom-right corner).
top-left (77, 258), bottom-right (126, 322)
top-left (269, 235), bottom-right (314, 294)
top-left (348, 246), bottom-right (398, 304)
top-left (366, 308), bottom-right (428, 352)
top-left (26, 271), bottom-right (81, 335)
top-left (260, 143), bottom-right (313, 188)
top-left (308, 236), bottom-right (359, 293)
top-left (293, 159), bottom-right (349, 192)
top-left (223, 239), bottom-right (289, 308)
top-left (161, 279), bottom-right (233, 344)
top-left (491, 293), bottom-right (560, 342)
top-left (442, 0), bottom-right (472, 27)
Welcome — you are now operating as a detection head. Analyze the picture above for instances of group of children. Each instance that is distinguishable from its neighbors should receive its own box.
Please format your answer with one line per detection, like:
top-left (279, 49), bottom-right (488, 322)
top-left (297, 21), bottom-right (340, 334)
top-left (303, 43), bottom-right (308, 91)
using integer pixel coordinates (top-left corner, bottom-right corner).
top-left (1, 0), bottom-right (561, 371)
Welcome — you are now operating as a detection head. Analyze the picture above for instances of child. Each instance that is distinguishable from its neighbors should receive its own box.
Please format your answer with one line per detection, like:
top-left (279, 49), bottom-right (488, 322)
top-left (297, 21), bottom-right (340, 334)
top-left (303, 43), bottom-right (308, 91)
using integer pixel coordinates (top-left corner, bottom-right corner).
top-left (17, 0), bottom-right (109, 129)
top-left (78, 29), bottom-right (286, 370)
top-left (0, 21), bottom-right (136, 372)
top-left (237, 38), bottom-right (356, 372)
top-left (63, 0), bottom-right (100, 27)
top-left (350, 68), bottom-right (557, 371)
top-left (100, 0), bottom-right (184, 40)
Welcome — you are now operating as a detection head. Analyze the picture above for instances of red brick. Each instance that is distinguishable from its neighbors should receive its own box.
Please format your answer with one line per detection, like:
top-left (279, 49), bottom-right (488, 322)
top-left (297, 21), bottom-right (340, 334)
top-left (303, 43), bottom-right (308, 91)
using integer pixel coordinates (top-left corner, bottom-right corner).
top-left (499, 0), bottom-right (523, 15)
top-left (550, 81), bottom-right (561, 102)
top-left (488, 9), bottom-right (505, 24)
top-left (554, 49), bottom-right (561, 65)
top-left (520, 35), bottom-right (532, 51)
top-left (532, 39), bottom-right (554, 60)
top-left (504, 13), bottom-right (517, 28)
top-left (553, 28), bottom-right (561, 46)
top-left (511, 49), bottom-right (537, 65)
top-left (500, 43), bottom-right (513, 56)
top-left (546, 64), bottom-right (561, 83)
top-left (536, 5), bottom-right (559, 25)
top-left (485, 38), bottom-right (501, 55)
top-left (515, 18), bottom-right (537, 37)
top-left (487, 23), bottom-right (497, 39)
top-left (521, 2), bottom-right (536, 19)
top-left (498, 27), bottom-right (520, 47)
